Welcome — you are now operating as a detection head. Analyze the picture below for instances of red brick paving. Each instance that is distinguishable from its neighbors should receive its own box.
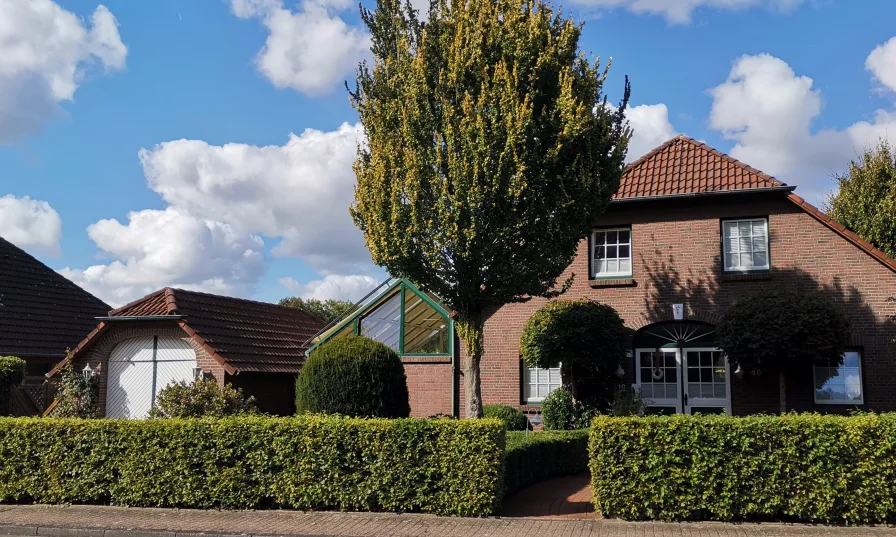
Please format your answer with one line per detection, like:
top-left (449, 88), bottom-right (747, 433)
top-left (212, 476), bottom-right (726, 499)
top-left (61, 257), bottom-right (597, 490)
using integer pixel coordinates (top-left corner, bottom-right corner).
top-left (500, 474), bottom-right (598, 519)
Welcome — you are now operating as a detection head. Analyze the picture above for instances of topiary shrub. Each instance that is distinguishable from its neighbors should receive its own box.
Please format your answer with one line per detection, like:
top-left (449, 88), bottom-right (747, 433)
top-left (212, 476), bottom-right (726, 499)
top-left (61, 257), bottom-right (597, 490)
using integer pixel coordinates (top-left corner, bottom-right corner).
top-left (148, 379), bottom-right (256, 418)
top-left (296, 335), bottom-right (410, 418)
top-left (0, 356), bottom-right (26, 416)
top-left (541, 386), bottom-right (579, 430)
top-left (716, 290), bottom-right (850, 413)
top-left (520, 299), bottom-right (627, 409)
top-left (483, 404), bottom-right (529, 431)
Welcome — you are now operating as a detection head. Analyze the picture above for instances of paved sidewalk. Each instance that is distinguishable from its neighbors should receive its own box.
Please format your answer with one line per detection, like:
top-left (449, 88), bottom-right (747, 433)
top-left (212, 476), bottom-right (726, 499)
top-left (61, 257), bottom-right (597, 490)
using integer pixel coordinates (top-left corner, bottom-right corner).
top-left (0, 505), bottom-right (894, 537)
top-left (500, 474), bottom-right (597, 519)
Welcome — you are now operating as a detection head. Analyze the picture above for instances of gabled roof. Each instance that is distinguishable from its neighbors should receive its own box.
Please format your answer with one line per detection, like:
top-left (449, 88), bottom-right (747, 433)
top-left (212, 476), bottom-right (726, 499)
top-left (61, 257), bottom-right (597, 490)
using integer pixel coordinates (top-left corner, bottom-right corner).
top-left (617, 135), bottom-right (790, 200)
top-left (0, 237), bottom-right (109, 358)
top-left (57, 287), bottom-right (326, 375)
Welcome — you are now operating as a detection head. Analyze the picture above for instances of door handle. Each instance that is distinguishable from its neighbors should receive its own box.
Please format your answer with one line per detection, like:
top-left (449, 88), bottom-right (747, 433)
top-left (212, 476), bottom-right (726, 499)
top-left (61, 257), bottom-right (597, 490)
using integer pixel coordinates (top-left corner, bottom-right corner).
top-left (683, 393), bottom-right (688, 406)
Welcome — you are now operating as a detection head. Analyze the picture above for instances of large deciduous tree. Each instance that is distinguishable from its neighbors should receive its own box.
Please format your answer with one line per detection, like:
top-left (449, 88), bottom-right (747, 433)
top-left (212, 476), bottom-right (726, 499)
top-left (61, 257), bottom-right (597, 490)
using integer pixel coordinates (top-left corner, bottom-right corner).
top-left (278, 297), bottom-right (356, 323)
top-left (350, 0), bottom-right (631, 417)
top-left (826, 140), bottom-right (896, 257)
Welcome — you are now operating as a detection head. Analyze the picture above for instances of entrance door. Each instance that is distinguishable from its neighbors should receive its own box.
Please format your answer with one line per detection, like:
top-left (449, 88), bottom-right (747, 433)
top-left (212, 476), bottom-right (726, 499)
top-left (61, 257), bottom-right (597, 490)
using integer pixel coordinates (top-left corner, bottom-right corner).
top-left (682, 348), bottom-right (731, 415)
top-left (635, 349), bottom-right (682, 414)
top-left (635, 348), bottom-right (731, 415)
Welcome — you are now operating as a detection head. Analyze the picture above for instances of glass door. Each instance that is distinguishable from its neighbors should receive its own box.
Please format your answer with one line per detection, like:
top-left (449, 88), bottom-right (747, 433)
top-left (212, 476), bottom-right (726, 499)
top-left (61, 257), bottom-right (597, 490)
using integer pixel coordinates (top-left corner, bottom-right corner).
top-left (635, 349), bottom-right (682, 414)
top-left (682, 348), bottom-right (731, 415)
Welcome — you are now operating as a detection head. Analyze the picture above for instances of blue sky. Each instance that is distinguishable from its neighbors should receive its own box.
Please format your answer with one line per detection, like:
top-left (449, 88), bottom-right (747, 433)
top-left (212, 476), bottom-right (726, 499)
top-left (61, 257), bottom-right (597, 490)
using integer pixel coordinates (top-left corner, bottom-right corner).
top-left (1, 0), bottom-right (895, 307)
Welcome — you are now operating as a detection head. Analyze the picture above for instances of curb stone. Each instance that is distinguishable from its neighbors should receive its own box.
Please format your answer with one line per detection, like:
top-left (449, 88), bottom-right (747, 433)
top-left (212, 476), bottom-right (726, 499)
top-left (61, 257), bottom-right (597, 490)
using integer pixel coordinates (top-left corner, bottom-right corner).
top-left (0, 529), bottom-right (336, 537)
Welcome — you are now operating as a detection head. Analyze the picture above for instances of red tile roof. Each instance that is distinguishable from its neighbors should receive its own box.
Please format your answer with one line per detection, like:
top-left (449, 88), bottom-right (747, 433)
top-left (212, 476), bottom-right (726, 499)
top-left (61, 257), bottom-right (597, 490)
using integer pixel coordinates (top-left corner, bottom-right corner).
top-left (60, 288), bottom-right (326, 375)
top-left (617, 135), bottom-right (787, 199)
top-left (0, 237), bottom-right (110, 358)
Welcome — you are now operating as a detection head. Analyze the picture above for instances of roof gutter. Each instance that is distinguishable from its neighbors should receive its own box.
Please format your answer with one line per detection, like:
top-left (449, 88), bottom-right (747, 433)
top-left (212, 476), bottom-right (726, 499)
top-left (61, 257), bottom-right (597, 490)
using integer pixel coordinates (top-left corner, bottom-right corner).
top-left (610, 185), bottom-right (796, 204)
top-left (95, 315), bottom-right (185, 322)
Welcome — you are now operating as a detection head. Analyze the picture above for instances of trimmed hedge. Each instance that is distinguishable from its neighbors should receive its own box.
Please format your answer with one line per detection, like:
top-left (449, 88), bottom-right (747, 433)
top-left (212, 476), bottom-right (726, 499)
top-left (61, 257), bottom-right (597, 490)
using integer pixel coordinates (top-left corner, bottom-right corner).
top-left (590, 413), bottom-right (896, 523)
top-left (297, 336), bottom-right (410, 418)
top-left (0, 415), bottom-right (504, 516)
top-left (504, 430), bottom-right (589, 497)
top-left (483, 404), bottom-right (529, 431)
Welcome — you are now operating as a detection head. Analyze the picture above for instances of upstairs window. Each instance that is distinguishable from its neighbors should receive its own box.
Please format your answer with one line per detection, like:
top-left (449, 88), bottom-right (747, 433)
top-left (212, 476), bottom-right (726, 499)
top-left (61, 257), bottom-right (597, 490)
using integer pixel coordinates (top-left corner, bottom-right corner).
top-left (592, 228), bottom-right (632, 278)
top-left (814, 351), bottom-right (864, 405)
top-left (722, 218), bottom-right (769, 272)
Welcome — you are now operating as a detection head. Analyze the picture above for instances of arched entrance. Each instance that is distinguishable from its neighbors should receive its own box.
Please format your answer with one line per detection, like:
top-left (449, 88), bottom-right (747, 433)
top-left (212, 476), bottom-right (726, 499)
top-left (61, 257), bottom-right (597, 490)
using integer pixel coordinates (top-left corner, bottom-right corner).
top-left (632, 321), bottom-right (731, 415)
top-left (106, 336), bottom-right (198, 419)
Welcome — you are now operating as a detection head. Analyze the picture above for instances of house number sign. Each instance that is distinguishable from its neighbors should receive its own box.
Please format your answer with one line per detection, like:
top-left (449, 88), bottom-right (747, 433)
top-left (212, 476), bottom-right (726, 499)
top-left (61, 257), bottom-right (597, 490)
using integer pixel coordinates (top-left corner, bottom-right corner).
top-left (672, 304), bottom-right (684, 320)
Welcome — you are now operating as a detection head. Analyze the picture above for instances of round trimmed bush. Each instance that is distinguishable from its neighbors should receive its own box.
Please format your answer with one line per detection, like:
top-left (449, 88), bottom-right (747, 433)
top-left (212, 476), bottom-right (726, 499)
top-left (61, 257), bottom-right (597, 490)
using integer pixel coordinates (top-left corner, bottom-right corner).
top-left (541, 386), bottom-right (581, 430)
top-left (483, 404), bottom-right (529, 430)
top-left (296, 336), bottom-right (410, 418)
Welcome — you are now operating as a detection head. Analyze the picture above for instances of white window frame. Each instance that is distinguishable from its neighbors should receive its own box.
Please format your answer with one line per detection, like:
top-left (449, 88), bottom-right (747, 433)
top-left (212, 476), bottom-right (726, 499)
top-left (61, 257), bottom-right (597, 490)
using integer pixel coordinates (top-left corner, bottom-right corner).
top-left (592, 227), bottom-right (632, 278)
top-left (524, 364), bottom-right (562, 403)
top-left (722, 218), bottom-right (770, 272)
top-left (814, 350), bottom-right (864, 405)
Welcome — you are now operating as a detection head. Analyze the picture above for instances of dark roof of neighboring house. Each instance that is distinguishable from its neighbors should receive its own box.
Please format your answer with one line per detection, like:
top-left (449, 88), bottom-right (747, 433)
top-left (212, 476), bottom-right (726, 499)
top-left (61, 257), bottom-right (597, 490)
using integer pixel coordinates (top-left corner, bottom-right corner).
top-left (0, 237), bottom-right (110, 359)
top-left (617, 135), bottom-right (788, 200)
top-left (54, 287), bottom-right (326, 375)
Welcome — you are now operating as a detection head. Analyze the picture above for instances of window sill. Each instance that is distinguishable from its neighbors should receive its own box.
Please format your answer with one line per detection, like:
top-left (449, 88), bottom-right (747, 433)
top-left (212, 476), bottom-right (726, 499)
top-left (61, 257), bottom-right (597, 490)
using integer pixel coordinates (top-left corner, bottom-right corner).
top-left (399, 356), bottom-right (452, 364)
top-left (589, 277), bottom-right (636, 288)
top-left (720, 271), bottom-right (771, 282)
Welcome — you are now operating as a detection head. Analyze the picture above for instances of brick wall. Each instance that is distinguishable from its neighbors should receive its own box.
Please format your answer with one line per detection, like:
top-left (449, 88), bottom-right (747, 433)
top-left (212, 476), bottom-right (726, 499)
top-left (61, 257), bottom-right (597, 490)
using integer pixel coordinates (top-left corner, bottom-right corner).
top-left (73, 321), bottom-right (226, 416)
top-left (456, 193), bottom-right (896, 416)
top-left (402, 358), bottom-right (453, 417)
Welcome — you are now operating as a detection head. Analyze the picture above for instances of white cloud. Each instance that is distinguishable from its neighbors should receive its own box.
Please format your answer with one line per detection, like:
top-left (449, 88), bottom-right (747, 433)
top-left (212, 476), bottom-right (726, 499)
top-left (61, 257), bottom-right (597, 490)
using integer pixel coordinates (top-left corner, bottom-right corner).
top-left (59, 207), bottom-right (265, 307)
top-left (279, 274), bottom-right (379, 302)
top-left (0, 195), bottom-right (62, 255)
top-left (0, 0), bottom-right (126, 143)
top-left (230, 0), bottom-right (369, 96)
top-left (706, 51), bottom-right (896, 203)
top-left (625, 103), bottom-right (678, 162)
top-left (138, 122), bottom-right (369, 273)
top-left (570, 0), bottom-right (803, 24)
top-left (867, 36), bottom-right (896, 94)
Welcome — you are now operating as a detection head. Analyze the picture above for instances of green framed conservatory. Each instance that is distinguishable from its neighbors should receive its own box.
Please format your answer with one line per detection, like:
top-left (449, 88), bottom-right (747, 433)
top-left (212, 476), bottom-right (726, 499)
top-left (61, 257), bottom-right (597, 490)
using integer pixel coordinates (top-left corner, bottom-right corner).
top-left (307, 278), bottom-right (455, 358)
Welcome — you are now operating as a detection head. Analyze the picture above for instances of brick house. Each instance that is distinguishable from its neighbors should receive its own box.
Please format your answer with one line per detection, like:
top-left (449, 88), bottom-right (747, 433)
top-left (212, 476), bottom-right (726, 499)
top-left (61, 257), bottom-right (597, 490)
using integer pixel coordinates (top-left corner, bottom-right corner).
top-left (313, 136), bottom-right (896, 417)
top-left (50, 288), bottom-right (325, 416)
top-left (0, 237), bottom-right (110, 415)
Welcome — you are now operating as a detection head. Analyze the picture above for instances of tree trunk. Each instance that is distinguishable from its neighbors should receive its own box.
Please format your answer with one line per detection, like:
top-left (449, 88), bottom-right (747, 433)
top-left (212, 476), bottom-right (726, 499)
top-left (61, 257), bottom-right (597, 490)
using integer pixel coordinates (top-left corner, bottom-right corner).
top-left (457, 314), bottom-right (485, 418)
top-left (779, 370), bottom-right (787, 414)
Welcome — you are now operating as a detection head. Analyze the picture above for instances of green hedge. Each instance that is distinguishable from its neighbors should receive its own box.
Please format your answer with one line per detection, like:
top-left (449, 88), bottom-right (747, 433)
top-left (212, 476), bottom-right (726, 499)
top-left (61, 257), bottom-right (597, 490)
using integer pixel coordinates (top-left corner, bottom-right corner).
top-left (590, 413), bottom-right (896, 523)
top-left (0, 415), bottom-right (504, 516)
top-left (504, 430), bottom-right (589, 497)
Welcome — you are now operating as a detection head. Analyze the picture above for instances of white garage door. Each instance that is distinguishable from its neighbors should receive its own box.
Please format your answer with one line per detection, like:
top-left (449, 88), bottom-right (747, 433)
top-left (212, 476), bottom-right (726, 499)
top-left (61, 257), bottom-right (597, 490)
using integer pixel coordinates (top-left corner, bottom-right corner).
top-left (106, 336), bottom-right (198, 419)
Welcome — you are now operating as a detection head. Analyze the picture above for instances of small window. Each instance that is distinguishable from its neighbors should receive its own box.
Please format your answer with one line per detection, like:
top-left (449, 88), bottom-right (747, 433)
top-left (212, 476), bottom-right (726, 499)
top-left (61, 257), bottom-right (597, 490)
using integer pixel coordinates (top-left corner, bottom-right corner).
top-left (524, 365), bottom-right (562, 403)
top-left (359, 291), bottom-right (401, 351)
top-left (592, 228), bottom-right (632, 278)
top-left (722, 218), bottom-right (769, 272)
top-left (814, 351), bottom-right (864, 405)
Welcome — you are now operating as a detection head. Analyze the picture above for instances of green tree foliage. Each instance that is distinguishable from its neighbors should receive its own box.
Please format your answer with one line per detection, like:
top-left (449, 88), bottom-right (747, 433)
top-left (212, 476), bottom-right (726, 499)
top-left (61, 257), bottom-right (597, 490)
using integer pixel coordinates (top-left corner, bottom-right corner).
top-left (0, 356), bottom-right (26, 416)
top-left (520, 299), bottom-right (627, 407)
top-left (540, 386), bottom-right (597, 430)
top-left (278, 297), bottom-right (356, 322)
top-left (482, 404), bottom-right (529, 430)
top-left (827, 140), bottom-right (896, 257)
top-left (715, 290), bottom-right (850, 413)
top-left (350, 0), bottom-right (631, 417)
top-left (51, 356), bottom-right (101, 419)
top-left (148, 379), bottom-right (257, 418)
top-left (296, 335), bottom-right (411, 418)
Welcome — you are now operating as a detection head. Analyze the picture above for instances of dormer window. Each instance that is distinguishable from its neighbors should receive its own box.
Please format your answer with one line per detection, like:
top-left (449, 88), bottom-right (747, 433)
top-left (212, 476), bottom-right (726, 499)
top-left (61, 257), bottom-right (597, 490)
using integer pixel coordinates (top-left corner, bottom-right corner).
top-left (592, 228), bottom-right (632, 278)
top-left (722, 218), bottom-right (769, 272)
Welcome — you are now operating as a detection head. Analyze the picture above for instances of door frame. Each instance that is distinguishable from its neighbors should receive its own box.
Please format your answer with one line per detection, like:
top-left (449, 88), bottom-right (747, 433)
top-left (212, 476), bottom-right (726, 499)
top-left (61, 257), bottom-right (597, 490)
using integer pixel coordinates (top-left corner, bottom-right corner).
top-left (634, 347), bottom-right (732, 415)
top-left (681, 347), bottom-right (732, 415)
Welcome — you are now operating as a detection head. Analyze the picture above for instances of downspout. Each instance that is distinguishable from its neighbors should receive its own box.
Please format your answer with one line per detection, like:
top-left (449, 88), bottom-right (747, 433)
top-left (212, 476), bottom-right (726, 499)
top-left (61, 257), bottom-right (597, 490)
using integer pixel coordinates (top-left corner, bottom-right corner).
top-left (452, 323), bottom-right (459, 418)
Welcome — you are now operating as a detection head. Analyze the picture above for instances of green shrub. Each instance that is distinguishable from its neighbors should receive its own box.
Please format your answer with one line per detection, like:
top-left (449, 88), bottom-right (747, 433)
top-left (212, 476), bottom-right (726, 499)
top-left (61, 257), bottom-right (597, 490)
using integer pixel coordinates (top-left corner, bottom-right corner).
top-left (0, 356), bottom-right (26, 416)
top-left (149, 379), bottom-right (257, 418)
top-left (607, 385), bottom-right (649, 417)
top-left (541, 386), bottom-right (595, 430)
top-left (483, 404), bottom-right (529, 431)
top-left (520, 299), bottom-right (627, 407)
top-left (297, 336), bottom-right (410, 418)
top-left (0, 415), bottom-right (504, 516)
top-left (504, 430), bottom-right (589, 497)
top-left (590, 413), bottom-right (896, 523)
top-left (50, 357), bottom-right (100, 419)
